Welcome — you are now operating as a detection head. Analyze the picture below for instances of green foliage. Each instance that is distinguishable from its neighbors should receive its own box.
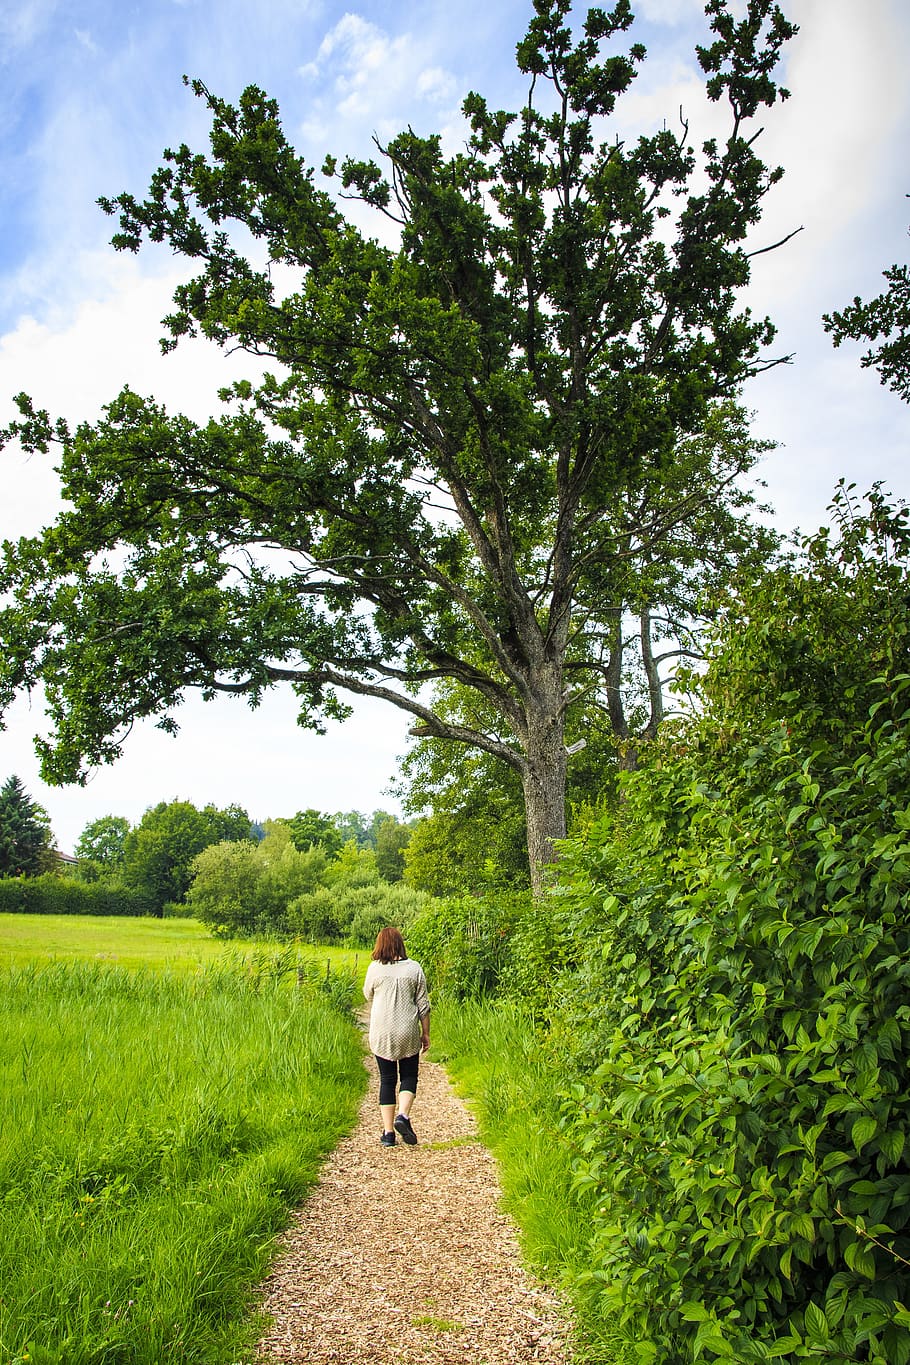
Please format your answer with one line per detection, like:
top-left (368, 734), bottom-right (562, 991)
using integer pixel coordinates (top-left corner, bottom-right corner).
top-left (0, 874), bottom-right (153, 916)
top-left (257, 822), bottom-right (329, 912)
top-left (187, 823), bottom-right (427, 944)
top-left (288, 878), bottom-right (427, 949)
top-left (295, 808), bottom-right (406, 852)
top-left (553, 487), bottom-right (910, 1362)
top-left (404, 805), bottom-right (529, 896)
top-left (121, 800), bottom-right (251, 915)
top-left (342, 883), bottom-right (426, 948)
top-left (404, 886), bottom-right (578, 1018)
top-left (286, 886), bottom-right (341, 945)
top-left (287, 808), bottom-right (344, 856)
top-left (0, 775), bottom-right (55, 877)
top-left (322, 839), bottom-right (379, 889)
top-left (333, 810), bottom-right (374, 847)
top-left (401, 734), bottom-right (532, 895)
top-left (73, 814), bottom-right (131, 870)
top-left (407, 893), bottom-right (534, 1001)
top-left (373, 814), bottom-right (411, 883)
top-left (400, 683), bottom-right (621, 891)
top-left (0, 2), bottom-right (796, 885)
top-left (0, 960), bottom-right (364, 1365)
top-left (824, 212), bottom-right (910, 403)
top-left (184, 838), bottom-right (262, 931)
top-left (187, 823), bottom-right (327, 936)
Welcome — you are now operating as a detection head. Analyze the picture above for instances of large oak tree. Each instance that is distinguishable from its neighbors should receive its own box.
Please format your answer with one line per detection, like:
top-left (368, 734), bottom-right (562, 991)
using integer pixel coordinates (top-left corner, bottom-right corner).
top-left (0, 0), bottom-right (796, 886)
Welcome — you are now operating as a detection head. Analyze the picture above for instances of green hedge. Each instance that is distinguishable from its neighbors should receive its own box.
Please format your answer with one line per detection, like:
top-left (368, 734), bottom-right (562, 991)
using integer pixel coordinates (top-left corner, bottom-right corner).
top-left (552, 495), bottom-right (910, 1364)
top-left (0, 875), bottom-right (154, 916)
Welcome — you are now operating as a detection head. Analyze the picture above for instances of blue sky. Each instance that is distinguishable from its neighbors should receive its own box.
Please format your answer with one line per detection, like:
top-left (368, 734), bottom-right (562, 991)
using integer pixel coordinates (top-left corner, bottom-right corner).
top-left (1, 0), bottom-right (909, 849)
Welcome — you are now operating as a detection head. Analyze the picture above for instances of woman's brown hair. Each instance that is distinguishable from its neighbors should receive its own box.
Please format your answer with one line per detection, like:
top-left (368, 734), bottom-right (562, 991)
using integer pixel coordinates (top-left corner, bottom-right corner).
top-left (372, 926), bottom-right (407, 963)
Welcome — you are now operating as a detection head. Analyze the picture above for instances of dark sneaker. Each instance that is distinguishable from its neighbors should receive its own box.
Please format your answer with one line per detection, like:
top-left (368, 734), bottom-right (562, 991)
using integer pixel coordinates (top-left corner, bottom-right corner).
top-left (394, 1113), bottom-right (418, 1145)
top-left (380, 1131), bottom-right (396, 1147)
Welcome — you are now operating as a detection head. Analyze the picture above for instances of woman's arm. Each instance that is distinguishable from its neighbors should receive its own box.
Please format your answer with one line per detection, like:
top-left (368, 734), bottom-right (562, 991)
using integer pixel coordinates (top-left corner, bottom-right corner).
top-left (416, 964), bottom-right (430, 1051)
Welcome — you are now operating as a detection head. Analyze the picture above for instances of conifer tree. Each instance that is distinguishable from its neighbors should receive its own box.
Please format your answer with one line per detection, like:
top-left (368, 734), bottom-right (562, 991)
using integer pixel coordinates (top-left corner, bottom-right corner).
top-left (0, 775), bottom-right (55, 877)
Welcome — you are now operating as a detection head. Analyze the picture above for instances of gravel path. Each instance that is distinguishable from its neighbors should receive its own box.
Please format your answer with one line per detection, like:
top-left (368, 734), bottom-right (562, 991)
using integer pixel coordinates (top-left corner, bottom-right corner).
top-left (255, 1047), bottom-right (572, 1364)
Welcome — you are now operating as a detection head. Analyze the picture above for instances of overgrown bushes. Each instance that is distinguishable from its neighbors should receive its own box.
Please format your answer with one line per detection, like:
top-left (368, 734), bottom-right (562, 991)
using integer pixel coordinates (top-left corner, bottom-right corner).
top-left (288, 882), bottom-right (428, 948)
top-left (552, 489), bottom-right (910, 1362)
top-left (405, 890), bottom-right (577, 1018)
top-left (432, 997), bottom-right (628, 1362)
top-left (406, 893), bottom-right (531, 1000)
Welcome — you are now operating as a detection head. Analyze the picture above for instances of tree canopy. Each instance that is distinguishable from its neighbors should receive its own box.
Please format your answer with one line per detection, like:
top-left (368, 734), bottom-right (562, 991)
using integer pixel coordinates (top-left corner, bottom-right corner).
top-left (73, 814), bottom-right (131, 869)
top-left (121, 799), bottom-right (251, 913)
top-left (0, 0), bottom-right (796, 885)
top-left (287, 809), bottom-right (345, 858)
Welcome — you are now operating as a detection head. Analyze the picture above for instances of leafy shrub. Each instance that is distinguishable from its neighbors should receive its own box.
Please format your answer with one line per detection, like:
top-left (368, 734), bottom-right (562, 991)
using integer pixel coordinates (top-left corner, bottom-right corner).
top-left (259, 829), bottom-right (328, 908)
top-left (287, 887), bottom-right (344, 944)
top-left (185, 839), bottom-right (263, 933)
top-left (322, 841), bottom-right (379, 889)
top-left (186, 827), bottom-right (328, 936)
top-left (120, 800), bottom-right (252, 915)
top-left (407, 893), bottom-right (532, 999)
top-left (555, 489), bottom-right (910, 1363)
top-left (496, 893), bottom-right (580, 1020)
top-left (341, 883), bottom-right (427, 948)
top-left (187, 824), bottom-right (426, 943)
top-left (287, 882), bottom-right (428, 947)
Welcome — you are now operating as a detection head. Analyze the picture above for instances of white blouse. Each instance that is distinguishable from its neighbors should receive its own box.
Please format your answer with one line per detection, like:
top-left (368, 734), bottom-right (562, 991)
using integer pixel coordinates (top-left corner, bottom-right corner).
top-left (363, 957), bottom-right (430, 1060)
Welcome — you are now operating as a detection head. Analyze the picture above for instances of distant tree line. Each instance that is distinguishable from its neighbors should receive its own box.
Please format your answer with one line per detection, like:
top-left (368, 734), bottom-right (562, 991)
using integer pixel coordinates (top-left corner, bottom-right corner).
top-left (0, 791), bottom-right (422, 940)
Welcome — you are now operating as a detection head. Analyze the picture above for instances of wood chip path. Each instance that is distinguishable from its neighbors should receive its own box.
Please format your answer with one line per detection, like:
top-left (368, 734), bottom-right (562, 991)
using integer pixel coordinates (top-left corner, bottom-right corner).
top-left (255, 1043), bottom-right (573, 1365)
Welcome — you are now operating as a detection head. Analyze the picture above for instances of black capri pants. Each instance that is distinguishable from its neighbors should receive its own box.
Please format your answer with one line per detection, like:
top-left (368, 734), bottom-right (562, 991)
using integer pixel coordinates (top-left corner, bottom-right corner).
top-left (375, 1052), bottom-right (420, 1107)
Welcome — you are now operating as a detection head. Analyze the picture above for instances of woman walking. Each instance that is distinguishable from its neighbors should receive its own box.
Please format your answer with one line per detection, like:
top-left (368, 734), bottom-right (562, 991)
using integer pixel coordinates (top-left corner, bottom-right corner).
top-left (363, 926), bottom-right (431, 1147)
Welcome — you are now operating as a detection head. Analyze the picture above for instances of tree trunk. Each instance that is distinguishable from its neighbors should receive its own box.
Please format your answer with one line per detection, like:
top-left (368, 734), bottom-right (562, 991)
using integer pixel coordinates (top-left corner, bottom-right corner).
top-left (521, 689), bottom-right (568, 893)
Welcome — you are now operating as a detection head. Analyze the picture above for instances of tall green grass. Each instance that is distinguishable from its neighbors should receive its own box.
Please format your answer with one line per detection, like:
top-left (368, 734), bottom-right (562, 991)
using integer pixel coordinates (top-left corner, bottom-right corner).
top-left (0, 959), bottom-right (366, 1365)
top-left (433, 999), bottom-right (631, 1365)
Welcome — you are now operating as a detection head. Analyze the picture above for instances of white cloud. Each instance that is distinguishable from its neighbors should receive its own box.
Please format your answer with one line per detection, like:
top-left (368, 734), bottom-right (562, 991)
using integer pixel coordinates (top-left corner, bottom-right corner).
top-left (636, 0), bottom-right (704, 24)
top-left (0, 253), bottom-right (231, 432)
top-left (611, 52), bottom-right (715, 141)
top-left (758, 0), bottom-right (909, 260)
top-left (296, 10), bottom-right (462, 146)
top-left (416, 66), bottom-right (457, 103)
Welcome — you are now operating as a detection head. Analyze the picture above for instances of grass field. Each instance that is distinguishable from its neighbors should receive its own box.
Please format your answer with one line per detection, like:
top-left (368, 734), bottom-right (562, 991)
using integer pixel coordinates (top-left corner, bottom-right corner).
top-left (0, 913), bottom-right (368, 976)
top-left (0, 921), bottom-right (369, 1365)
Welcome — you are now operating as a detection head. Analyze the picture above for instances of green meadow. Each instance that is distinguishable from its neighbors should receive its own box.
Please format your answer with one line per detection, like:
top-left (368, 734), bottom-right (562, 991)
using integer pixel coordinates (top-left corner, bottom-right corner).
top-left (0, 919), bottom-right (368, 1365)
top-left (0, 912), bottom-right (366, 974)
